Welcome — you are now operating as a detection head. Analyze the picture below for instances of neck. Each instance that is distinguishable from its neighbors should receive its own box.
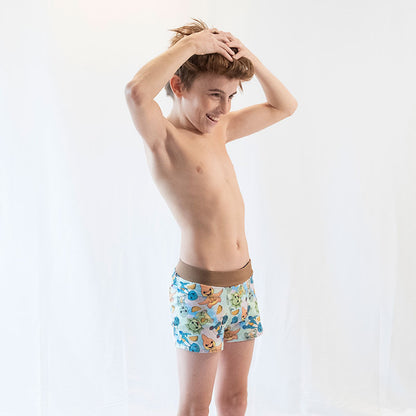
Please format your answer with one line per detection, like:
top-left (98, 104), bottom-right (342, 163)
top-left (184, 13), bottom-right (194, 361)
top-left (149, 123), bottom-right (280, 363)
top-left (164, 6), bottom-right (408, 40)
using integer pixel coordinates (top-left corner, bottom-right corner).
top-left (167, 107), bottom-right (204, 136)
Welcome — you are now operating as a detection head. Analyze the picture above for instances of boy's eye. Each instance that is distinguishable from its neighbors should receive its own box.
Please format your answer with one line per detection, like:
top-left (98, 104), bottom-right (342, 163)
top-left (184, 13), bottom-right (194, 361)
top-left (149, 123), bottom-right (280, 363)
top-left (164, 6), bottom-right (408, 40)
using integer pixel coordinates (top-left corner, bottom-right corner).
top-left (211, 93), bottom-right (235, 99)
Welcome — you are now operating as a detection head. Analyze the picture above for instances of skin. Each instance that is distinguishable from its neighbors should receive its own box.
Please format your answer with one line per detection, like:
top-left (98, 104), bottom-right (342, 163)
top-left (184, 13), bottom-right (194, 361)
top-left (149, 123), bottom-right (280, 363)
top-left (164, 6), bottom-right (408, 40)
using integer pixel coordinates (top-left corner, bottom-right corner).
top-left (126, 31), bottom-right (296, 272)
top-left (152, 71), bottom-right (250, 271)
top-left (167, 72), bottom-right (239, 137)
top-left (156, 72), bottom-right (254, 414)
top-left (125, 28), bottom-right (297, 414)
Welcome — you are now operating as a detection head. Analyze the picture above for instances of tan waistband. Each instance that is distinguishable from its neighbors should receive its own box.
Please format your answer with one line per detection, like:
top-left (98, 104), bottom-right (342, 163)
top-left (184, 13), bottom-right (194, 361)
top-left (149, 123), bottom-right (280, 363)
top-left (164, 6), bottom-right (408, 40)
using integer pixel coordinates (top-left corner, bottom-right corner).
top-left (174, 258), bottom-right (253, 287)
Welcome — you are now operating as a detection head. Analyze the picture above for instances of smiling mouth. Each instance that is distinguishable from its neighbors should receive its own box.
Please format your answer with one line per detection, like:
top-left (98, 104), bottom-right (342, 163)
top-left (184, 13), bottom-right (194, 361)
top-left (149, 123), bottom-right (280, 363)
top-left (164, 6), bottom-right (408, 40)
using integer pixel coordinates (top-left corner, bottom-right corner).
top-left (206, 114), bottom-right (219, 123)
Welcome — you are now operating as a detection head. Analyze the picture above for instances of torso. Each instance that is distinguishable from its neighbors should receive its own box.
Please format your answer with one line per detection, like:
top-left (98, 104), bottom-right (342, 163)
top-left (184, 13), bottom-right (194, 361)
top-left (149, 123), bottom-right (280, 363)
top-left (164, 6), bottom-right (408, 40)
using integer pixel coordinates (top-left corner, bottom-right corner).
top-left (143, 118), bottom-right (249, 271)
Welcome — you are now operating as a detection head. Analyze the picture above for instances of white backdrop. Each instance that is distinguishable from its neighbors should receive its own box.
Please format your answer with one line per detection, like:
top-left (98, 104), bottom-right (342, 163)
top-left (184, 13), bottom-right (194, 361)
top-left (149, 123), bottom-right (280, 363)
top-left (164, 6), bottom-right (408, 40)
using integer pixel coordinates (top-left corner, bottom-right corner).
top-left (1, 0), bottom-right (415, 415)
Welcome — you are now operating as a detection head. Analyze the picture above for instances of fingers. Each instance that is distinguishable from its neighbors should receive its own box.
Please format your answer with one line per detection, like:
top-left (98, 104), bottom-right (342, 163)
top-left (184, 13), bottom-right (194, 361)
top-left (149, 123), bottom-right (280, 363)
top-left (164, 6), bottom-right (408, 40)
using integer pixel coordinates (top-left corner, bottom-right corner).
top-left (217, 37), bottom-right (235, 58)
top-left (214, 33), bottom-right (235, 57)
top-left (215, 32), bottom-right (232, 44)
top-left (223, 40), bottom-right (235, 55)
top-left (211, 28), bottom-right (234, 42)
top-left (209, 28), bottom-right (237, 61)
top-left (218, 43), bottom-right (234, 62)
top-left (224, 32), bottom-right (234, 41)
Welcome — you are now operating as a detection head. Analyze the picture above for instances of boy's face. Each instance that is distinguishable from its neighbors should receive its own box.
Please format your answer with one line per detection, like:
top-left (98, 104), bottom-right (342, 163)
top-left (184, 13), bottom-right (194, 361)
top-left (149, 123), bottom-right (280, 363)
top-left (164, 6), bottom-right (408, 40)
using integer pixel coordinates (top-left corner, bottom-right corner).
top-left (176, 73), bottom-right (241, 135)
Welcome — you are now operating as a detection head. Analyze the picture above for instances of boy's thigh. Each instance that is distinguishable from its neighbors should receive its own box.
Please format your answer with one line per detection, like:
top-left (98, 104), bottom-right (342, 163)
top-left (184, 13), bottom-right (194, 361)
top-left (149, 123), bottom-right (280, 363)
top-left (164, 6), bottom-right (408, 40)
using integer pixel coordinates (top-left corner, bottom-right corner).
top-left (169, 271), bottom-right (227, 353)
top-left (169, 270), bottom-right (224, 410)
top-left (168, 270), bottom-right (264, 353)
top-left (223, 275), bottom-right (264, 343)
top-left (176, 348), bottom-right (221, 409)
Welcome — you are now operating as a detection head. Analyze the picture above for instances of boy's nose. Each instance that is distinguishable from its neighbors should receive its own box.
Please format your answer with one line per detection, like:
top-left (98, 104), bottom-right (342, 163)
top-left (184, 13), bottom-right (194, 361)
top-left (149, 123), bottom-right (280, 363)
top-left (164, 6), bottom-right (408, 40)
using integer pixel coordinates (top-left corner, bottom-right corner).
top-left (219, 102), bottom-right (231, 114)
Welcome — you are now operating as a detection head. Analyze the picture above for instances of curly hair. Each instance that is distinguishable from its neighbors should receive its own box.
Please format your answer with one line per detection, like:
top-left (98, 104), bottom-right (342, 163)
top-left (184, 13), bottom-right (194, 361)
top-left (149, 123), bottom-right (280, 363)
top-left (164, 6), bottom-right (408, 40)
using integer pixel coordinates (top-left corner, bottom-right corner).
top-left (164, 18), bottom-right (254, 99)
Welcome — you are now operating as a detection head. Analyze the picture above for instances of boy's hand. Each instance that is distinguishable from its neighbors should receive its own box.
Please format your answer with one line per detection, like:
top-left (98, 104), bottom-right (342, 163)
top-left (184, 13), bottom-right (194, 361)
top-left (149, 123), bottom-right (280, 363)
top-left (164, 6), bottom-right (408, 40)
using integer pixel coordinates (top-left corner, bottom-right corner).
top-left (189, 28), bottom-right (235, 62)
top-left (225, 35), bottom-right (256, 62)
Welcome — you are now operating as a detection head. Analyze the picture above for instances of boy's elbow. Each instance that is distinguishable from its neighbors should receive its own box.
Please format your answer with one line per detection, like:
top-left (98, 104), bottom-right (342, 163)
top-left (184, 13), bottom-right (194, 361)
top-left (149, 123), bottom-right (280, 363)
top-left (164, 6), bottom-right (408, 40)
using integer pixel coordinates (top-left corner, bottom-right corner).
top-left (288, 102), bottom-right (298, 115)
top-left (125, 82), bottom-right (145, 104)
top-left (125, 82), bottom-right (137, 96)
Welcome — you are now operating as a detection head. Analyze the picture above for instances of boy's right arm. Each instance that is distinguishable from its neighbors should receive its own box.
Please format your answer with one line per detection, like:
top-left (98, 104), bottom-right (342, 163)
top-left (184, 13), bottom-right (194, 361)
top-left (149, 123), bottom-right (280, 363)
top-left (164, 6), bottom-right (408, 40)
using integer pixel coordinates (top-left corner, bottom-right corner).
top-left (124, 37), bottom-right (196, 150)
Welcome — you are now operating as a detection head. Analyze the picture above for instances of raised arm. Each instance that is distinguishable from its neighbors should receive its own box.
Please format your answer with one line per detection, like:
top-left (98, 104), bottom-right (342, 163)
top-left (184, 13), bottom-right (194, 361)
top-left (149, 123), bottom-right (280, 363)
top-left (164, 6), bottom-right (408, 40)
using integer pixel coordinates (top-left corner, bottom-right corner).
top-left (223, 35), bottom-right (298, 143)
top-left (125, 36), bottom-right (196, 101)
top-left (124, 37), bottom-right (196, 150)
top-left (125, 29), bottom-right (235, 149)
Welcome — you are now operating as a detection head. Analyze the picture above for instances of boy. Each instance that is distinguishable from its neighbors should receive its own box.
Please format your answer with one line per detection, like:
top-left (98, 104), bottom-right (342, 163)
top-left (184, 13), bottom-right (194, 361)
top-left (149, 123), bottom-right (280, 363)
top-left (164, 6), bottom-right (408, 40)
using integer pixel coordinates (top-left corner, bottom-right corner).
top-left (125, 18), bottom-right (297, 416)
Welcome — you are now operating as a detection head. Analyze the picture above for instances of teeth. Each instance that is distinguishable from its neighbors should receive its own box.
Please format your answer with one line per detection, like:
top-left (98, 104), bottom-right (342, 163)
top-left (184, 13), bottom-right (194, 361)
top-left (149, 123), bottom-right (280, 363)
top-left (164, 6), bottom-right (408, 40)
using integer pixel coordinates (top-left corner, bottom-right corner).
top-left (207, 114), bottom-right (219, 122)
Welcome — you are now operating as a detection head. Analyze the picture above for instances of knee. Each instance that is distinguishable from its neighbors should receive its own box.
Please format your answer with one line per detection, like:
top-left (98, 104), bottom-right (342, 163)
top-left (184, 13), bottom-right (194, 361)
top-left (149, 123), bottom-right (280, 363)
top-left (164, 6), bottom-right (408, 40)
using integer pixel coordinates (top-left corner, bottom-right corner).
top-left (215, 391), bottom-right (248, 415)
top-left (177, 402), bottom-right (210, 416)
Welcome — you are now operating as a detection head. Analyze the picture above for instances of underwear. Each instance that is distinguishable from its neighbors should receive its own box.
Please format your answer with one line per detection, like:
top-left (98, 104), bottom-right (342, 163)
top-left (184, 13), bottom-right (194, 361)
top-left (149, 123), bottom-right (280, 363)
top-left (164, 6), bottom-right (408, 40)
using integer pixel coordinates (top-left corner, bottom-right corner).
top-left (168, 258), bottom-right (264, 353)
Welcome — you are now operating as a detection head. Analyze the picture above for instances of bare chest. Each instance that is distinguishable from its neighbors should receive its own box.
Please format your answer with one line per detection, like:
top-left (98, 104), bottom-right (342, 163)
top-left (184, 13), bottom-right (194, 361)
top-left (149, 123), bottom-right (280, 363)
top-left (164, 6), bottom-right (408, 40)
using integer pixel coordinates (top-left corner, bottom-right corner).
top-left (142, 123), bottom-right (245, 238)
top-left (146, 126), bottom-right (237, 191)
top-left (175, 140), bottom-right (236, 188)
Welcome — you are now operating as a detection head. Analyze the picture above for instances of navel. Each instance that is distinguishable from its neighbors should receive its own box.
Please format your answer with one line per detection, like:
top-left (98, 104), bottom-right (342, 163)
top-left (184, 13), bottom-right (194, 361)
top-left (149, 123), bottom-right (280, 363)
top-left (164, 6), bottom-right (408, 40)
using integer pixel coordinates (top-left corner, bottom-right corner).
top-left (196, 165), bottom-right (203, 173)
top-left (236, 240), bottom-right (240, 249)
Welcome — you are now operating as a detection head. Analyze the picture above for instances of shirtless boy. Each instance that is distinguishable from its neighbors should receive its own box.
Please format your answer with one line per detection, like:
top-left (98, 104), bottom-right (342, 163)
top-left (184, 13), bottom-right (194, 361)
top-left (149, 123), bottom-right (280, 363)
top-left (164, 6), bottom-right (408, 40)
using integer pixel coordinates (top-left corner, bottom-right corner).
top-left (125, 18), bottom-right (297, 416)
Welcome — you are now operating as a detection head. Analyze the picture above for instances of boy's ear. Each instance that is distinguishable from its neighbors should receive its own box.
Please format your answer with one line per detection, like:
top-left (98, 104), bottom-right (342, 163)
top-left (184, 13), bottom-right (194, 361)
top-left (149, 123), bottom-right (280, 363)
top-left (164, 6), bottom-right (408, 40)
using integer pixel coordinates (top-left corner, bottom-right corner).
top-left (170, 75), bottom-right (184, 98)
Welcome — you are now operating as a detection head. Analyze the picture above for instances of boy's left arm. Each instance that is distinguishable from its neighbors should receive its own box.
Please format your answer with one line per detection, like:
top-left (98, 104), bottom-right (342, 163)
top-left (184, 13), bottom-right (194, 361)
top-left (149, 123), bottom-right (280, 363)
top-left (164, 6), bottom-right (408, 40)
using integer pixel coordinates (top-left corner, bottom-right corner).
top-left (223, 33), bottom-right (298, 143)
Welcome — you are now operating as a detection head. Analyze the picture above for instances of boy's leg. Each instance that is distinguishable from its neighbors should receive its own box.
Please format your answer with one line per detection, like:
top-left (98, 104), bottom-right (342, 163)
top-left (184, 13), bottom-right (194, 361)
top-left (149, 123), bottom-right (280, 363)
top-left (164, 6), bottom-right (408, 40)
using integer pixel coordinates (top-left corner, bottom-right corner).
top-left (169, 259), bottom-right (259, 415)
top-left (214, 270), bottom-right (263, 415)
top-left (176, 348), bottom-right (221, 416)
top-left (169, 267), bottom-right (224, 415)
top-left (214, 339), bottom-right (255, 416)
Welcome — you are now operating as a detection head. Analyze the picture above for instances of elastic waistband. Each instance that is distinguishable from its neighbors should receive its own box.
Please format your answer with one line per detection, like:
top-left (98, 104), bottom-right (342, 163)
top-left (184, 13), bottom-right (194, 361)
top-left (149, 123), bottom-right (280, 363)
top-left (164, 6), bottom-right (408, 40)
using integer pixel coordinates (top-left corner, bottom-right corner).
top-left (175, 258), bottom-right (253, 287)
